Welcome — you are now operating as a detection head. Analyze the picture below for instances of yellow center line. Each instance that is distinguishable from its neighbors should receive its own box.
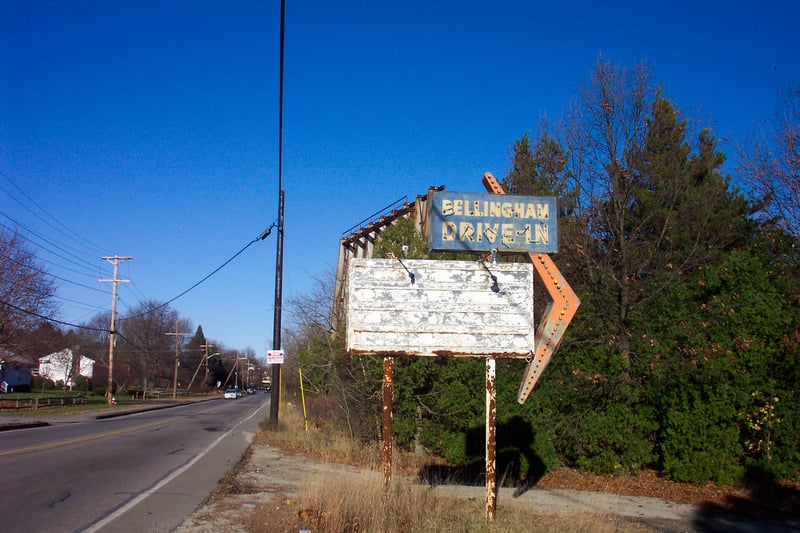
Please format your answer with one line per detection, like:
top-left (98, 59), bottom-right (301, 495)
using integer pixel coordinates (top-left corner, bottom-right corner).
top-left (0, 407), bottom-right (226, 457)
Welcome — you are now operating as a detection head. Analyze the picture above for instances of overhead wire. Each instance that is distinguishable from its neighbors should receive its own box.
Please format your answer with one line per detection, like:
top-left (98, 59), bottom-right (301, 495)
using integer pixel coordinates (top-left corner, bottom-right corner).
top-left (0, 225), bottom-right (110, 281)
top-left (0, 233), bottom-right (111, 333)
top-left (0, 297), bottom-right (108, 333)
top-left (126, 279), bottom-right (151, 303)
top-left (0, 297), bottom-right (150, 355)
top-left (0, 215), bottom-right (109, 279)
top-left (0, 249), bottom-right (110, 295)
top-left (1, 151), bottom-right (276, 342)
top-left (0, 224), bottom-right (111, 331)
top-left (0, 170), bottom-right (118, 319)
top-left (0, 170), bottom-right (114, 314)
top-left (3, 225), bottom-right (276, 332)
top-left (0, 169), bottom-right (110, 257)
top-left (118, 224), bottom-right (276, 322)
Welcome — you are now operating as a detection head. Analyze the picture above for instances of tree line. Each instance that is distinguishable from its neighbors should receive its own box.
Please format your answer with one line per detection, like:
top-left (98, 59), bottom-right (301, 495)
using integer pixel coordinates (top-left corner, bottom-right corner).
top-left (284, 58), bottom-right (799, 485)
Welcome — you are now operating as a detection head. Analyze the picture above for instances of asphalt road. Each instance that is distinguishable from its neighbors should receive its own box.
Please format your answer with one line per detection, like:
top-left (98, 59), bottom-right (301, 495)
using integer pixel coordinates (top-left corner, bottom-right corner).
top-left (0, 394), bottom-right (269, 533)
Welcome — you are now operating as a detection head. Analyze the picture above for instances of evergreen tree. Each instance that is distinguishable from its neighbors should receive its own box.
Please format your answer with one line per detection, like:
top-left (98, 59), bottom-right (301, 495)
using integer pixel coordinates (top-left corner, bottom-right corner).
top-left (184, 325), bottom-right (208, 385)
top-left (186, 325), bottom-right (206, 353)
top-left (502, 129), bottom-right (577, 217)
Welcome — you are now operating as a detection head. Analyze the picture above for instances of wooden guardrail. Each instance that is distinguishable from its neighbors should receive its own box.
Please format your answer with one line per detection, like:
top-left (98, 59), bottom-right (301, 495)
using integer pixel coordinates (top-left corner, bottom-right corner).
top-left (0, 395), bottom-right (88, 411)
top-left (126, 388), bottom-right (194, 399)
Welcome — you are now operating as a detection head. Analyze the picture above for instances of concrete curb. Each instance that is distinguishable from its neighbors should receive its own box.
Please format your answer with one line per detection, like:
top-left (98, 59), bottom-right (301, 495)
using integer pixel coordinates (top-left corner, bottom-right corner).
top-left (0, 420), bottom-right (50, 432)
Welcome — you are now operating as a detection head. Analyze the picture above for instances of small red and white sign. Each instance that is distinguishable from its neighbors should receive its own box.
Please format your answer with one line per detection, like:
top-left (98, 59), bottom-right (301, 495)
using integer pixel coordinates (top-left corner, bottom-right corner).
top-left (267, 349), bottom-right (284, 365)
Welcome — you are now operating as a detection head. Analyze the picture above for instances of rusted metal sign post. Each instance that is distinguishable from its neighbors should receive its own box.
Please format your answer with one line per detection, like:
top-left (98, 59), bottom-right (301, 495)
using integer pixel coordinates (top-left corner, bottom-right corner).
top-left (485, 356), bottom-right (497, 518)
top-left (343, 173), bottom-right (579, 523)
top-left (382, 356), bottom-right (394, 486)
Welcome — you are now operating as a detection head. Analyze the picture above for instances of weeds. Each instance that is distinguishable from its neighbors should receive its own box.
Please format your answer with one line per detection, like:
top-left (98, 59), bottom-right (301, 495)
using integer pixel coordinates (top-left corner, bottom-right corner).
top-left (245, 405), bottom-right (649, 532)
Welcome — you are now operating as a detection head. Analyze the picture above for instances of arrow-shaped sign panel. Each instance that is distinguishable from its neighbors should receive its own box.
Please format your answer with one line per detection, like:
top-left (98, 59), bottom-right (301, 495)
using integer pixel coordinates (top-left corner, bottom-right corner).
top-left (481, 172), bottom-right (580, 404)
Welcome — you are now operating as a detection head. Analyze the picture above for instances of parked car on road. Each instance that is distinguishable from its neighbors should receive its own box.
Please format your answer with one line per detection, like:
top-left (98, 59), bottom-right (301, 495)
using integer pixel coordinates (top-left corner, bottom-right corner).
top-left (223, 389), bottom-right (238, 399)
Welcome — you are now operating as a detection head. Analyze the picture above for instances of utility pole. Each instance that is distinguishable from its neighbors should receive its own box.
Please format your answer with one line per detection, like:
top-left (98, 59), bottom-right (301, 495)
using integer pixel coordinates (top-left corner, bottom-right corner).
top-left (100, 255), bottom-right (132, 406)
top-left (201, 342), bottom-right (214, 389)
top-left (271, 0), bottom-right (286, 424)
top-left (271, 190), bottom-right (284, 422)
top-left (185, 343), bottom-right (216, 393)
top-left (166, 320), bottom-right (189, 399)
top-left (236, 357), bottom-right (248, 389)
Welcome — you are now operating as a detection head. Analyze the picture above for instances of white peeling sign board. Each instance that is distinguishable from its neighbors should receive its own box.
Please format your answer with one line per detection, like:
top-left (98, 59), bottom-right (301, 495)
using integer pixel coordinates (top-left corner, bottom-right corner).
top-left (346, 259), bottom-right (534, 358)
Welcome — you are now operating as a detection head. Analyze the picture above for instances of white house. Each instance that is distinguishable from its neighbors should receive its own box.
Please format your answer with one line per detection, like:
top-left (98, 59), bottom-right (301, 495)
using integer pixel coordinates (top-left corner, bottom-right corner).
top-left (39, 349), bottom-right (95, 388)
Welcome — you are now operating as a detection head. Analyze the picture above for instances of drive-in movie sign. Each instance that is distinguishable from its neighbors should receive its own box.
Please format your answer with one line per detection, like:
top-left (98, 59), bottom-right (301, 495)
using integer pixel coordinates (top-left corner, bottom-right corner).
top-left (428, 191), bottom-right (557, 253)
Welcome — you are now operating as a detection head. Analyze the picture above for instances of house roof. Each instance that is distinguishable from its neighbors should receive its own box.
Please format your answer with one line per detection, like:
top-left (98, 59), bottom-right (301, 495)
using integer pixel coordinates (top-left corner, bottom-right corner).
top-left (0, 347), bottom-right (31, 365)
top-left (40, 349), bottom-right (95, 364)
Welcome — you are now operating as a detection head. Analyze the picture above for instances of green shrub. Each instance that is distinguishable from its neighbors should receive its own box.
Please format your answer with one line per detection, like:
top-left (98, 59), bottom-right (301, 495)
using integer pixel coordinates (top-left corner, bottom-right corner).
top-left (661, 392), bottom-right (744, 484)
top-left (566, 403), bottom-right (657, 475)
top-left (531, 429), bottom-right (561, 474)
top-left (72, 376), bottom-right (89, 391)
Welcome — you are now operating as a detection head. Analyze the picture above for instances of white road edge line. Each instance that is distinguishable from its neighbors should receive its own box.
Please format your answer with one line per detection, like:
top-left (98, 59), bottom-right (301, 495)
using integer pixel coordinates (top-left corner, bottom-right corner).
top-left (82, 403), bottom-right (265, 533)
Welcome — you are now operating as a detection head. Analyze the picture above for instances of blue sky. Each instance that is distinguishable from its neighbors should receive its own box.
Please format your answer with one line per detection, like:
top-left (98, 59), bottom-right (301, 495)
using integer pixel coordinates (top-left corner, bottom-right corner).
top-left (1, 1), bottom-right (798, 358)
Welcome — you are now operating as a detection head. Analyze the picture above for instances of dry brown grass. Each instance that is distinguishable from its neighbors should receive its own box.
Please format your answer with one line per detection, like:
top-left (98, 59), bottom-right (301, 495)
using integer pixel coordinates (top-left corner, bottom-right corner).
top-left (252, 404), bottom-right (433, 477)
top-left (245, 467), bottom-right (645, 533)
top-left (244, 405), bottom-right (652, 533)
top-left (254, 411), bottom-right (381, 469)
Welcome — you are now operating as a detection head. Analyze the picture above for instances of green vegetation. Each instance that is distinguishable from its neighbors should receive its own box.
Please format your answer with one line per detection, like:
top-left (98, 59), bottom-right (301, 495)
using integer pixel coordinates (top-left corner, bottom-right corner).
top-left (284, 58), bottom-right (800, 487)
top-left (0, 391), bottom-right (112, 415)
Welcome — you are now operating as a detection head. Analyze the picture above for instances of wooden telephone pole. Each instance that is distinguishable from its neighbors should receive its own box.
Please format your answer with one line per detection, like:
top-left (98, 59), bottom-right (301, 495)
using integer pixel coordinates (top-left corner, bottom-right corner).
top-left (166, 321), bottom-right (189, 399)
top-left (100, 255), bottom-right (132, 405)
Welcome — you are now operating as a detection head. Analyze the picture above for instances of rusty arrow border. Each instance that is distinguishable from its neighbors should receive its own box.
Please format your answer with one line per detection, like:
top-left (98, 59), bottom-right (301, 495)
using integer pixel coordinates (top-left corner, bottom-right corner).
top-left (481, 172), bottom-right (580, 404)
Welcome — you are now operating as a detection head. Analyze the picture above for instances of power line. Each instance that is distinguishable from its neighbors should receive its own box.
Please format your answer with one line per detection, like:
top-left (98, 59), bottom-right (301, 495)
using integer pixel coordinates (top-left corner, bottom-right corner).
top-left (0, 217), bottom-right (110, 279)
top-left (1, 227), bottom-right (275, 344)
top-left (0, 169), bottom-right (109, 257)
top-left (125, 279), bottom-right (151, 302)
top-left (0, 296), bottom-right (151, 356)
top-left (0, 230), bottom-right (111, 324)
top-left (0, 171), bottom-right (114, 303)
top-left (0, 249), bottom-right (110, 295)
top-left (0, 233), bottom-right (111, 328)
top-left (0, 297), bottom-right (108, 333)
top-left (0, 210), bottom-right (109, 275)
top-left (0, 232), bottom-right (110, 281)
top-left (118, 228), bottom-right (274, 322)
